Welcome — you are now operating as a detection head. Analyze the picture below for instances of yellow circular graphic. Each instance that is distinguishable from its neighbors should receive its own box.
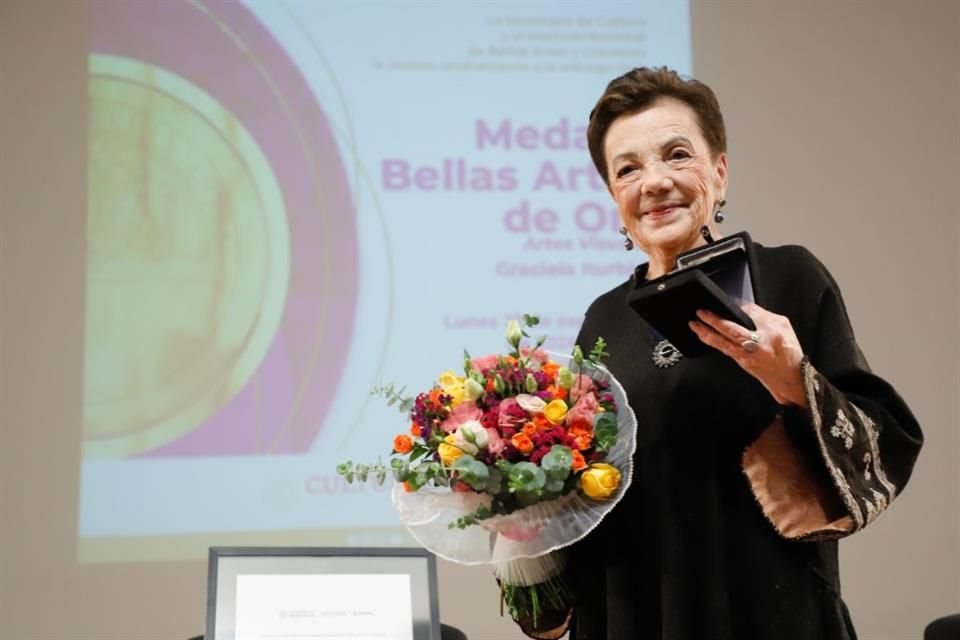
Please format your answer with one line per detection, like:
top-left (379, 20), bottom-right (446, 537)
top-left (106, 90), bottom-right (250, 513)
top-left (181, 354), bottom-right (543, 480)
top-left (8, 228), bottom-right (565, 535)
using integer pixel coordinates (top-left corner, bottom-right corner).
top-left (84, 54), bottom-right (290, 457)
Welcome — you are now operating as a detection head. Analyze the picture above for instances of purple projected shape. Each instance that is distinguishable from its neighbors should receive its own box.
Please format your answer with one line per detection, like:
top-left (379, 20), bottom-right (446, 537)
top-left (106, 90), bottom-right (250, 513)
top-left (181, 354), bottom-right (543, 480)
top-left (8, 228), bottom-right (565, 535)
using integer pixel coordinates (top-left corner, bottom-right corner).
top-left (90, 0), bottom-right (358, 455)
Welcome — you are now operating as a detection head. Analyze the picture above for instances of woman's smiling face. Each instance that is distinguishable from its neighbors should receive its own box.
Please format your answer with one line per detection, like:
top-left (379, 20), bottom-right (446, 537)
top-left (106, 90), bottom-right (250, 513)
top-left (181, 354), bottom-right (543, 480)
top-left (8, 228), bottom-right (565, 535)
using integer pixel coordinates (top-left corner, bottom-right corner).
top-left (604, 97), bottom-right (728, 271)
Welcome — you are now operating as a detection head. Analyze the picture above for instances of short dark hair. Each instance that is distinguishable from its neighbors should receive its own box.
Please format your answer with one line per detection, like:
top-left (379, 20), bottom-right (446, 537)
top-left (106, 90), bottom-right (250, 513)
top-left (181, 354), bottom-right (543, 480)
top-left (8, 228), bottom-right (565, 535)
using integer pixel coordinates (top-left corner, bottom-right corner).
top-left (587, 66), bottom-right (726, 184)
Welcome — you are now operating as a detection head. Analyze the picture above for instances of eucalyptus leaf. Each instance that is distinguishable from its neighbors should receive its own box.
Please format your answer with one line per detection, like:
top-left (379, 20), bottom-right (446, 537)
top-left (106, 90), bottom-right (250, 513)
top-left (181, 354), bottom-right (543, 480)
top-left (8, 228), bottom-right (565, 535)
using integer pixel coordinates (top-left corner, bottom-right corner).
top-left (509, 462), bottom-right (546, 493)
top-left (594, 412), bottom-right (618, 451)
top-left (545, 478), bottom-right (565, 493)
top-left (453, 455), bottom-right (490, 490)
top-left (541, 445), bottom-right (573, 473)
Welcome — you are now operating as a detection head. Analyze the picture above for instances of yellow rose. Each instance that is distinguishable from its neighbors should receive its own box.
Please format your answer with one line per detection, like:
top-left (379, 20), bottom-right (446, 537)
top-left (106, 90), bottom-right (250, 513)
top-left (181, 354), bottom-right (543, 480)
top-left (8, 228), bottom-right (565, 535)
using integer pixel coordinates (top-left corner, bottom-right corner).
top-left (445, 383), bottom-right (465, 408)
top-left (438, 434), bottom-right (465, 466)
top-left (438, 370), bottom-right (459, 386)
top-left (438, 371), bottom-right (466, 408)
top-left (543, 399), bottom-right (568, 425)
top-left (579, 463), bottom-right (621, 500)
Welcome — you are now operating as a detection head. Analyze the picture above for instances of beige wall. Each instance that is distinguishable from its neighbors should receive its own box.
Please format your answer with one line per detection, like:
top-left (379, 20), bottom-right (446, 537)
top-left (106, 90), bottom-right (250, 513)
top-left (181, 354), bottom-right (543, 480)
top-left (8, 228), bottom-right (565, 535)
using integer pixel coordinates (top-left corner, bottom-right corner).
top-left (1, 1), bottom-right (957, 638)
top-left (691, 2), bottom-right (960, 635)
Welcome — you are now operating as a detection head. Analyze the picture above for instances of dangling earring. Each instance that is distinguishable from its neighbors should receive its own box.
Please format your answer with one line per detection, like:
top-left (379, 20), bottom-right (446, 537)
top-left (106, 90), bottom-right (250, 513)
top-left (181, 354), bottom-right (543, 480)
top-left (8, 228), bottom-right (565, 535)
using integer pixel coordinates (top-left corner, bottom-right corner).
top-left (618, 227), bottom-right (634, 251)
top-left (714, 199), bottom-right (727, 224)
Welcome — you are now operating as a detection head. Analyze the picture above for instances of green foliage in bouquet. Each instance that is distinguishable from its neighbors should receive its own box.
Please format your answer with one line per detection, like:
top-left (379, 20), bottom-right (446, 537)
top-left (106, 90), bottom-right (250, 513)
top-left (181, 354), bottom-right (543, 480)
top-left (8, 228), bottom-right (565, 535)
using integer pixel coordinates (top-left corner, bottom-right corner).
top-left (338, 314), bottom-right (621, 526)
top-left (335, 315), bottom-right (632, 635)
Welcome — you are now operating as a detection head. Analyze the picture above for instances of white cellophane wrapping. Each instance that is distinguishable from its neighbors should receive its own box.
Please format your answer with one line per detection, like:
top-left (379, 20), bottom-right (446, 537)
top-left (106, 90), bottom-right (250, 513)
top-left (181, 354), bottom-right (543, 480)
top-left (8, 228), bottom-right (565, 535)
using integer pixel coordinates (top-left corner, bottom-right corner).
top-left (392, 359), bottom-right (637, 586)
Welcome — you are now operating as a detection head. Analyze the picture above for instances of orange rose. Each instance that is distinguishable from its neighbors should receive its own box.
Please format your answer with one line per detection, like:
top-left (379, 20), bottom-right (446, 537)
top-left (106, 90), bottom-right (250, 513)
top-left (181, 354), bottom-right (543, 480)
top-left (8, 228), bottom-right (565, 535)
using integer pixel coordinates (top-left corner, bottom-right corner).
top-left (546, 385), bottom-right (568, 401)
top-left (403, 480), bottom-right (415, 492)
top-left (393, 434), bottom-right (414, 454)
top-left (533, 414), bottom-right (552, 431)
top-left (511, 432), bottom-right (534, 454)
top-left (573, 434), bottom-right (593, 451)
top-left (429, 387), bottom-right (442, 405)
top-left (571, 450), bottom-right (587, 472)
top-left (541, 361), bottom-right (560, 379)
top-left (409, 422), bottom-right (421, 436)
top-left (568, 419), bottom-right (593, 438)
top-left (522, 422), bottom-right (537, 436)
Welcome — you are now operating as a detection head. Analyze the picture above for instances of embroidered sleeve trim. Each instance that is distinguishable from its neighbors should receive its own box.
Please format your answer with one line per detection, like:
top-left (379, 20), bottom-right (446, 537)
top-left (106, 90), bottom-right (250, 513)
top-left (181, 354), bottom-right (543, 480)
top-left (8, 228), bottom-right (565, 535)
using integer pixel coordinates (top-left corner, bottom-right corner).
top-left (800, 357), bottom-right (904, 532)
top-left (802, 357), bottom-right (866, 530)
top-left (830, 410), bottom-right (855, 450)
top-left (849, 403), bottom-right (898, 502)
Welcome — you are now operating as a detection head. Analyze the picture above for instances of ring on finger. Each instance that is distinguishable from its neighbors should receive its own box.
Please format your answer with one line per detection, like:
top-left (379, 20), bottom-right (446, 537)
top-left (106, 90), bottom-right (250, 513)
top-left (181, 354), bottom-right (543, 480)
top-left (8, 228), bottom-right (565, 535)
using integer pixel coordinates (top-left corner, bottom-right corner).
top-left (740, 331), bottom-right (760, 353)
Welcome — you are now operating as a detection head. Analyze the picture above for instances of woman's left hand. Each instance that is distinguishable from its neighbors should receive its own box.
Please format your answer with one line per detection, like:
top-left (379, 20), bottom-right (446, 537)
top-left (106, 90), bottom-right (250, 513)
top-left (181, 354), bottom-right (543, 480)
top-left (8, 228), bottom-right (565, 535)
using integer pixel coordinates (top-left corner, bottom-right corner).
top-left (689, 303), bottom-right (808, 408)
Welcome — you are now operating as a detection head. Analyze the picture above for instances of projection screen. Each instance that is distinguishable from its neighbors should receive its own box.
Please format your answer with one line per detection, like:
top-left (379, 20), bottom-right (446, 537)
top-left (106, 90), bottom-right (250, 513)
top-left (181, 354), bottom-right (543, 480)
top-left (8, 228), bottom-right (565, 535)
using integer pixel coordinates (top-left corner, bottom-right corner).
top-left (79, 0), bottom-right (691, 563)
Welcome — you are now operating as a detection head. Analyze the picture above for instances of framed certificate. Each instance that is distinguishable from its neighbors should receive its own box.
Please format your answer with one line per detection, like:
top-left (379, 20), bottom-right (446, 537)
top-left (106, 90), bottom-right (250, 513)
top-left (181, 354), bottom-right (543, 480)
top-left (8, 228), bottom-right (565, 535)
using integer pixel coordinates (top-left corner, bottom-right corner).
top-left (205, 547), bottom-right (442, 640)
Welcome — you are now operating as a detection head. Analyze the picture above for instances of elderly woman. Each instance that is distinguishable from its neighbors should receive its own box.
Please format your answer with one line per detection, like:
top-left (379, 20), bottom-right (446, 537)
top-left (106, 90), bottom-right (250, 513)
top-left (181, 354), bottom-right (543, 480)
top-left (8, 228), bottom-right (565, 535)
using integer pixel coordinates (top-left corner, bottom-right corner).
top-left (517, 67), bottom-right (923, 640)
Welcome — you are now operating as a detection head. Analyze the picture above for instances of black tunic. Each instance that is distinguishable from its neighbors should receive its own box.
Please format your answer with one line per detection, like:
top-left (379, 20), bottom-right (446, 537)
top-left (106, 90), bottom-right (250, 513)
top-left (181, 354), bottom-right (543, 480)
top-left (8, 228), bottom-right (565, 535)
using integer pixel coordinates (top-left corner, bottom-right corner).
top-left (562, 244), bottom-right (923, 640)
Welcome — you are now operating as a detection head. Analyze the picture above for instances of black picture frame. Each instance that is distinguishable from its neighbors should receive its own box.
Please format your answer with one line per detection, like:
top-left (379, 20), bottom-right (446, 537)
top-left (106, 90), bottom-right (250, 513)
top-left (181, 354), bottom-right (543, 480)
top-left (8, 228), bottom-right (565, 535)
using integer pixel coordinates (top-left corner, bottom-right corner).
top-left (205, 546), bottom-right (442, 640)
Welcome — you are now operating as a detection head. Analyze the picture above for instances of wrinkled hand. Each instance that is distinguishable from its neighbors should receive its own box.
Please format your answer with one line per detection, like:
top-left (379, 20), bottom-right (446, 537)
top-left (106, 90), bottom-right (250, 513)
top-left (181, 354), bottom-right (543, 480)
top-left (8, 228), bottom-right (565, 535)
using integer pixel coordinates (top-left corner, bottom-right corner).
top-left (688, 303), bottom-right (808, 408)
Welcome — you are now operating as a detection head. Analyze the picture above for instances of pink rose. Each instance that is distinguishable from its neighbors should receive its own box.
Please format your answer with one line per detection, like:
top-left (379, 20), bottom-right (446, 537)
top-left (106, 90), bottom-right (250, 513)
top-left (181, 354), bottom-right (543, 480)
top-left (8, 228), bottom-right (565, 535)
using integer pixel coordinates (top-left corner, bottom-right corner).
top-left (519, 346), bottom-right (549, 365)
top-left (498, 397), bottom-right (527, 431)
top-left (441, 401), bottom-right (483, 434)
top-left (471, 354), bottom-right (499, 371)
top-left (565, 391), bottom-right (600, 427)
top-left (485, 427), bottom-right (506, 455)
top-left (568, 374), bottom-right (596, 403)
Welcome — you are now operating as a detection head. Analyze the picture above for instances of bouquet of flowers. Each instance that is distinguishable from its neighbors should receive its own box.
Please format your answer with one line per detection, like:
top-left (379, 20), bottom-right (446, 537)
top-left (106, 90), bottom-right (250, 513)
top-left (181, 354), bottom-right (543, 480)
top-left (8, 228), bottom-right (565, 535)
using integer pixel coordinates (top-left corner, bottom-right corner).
top-left (337, 315), bottom-right (636, 629)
